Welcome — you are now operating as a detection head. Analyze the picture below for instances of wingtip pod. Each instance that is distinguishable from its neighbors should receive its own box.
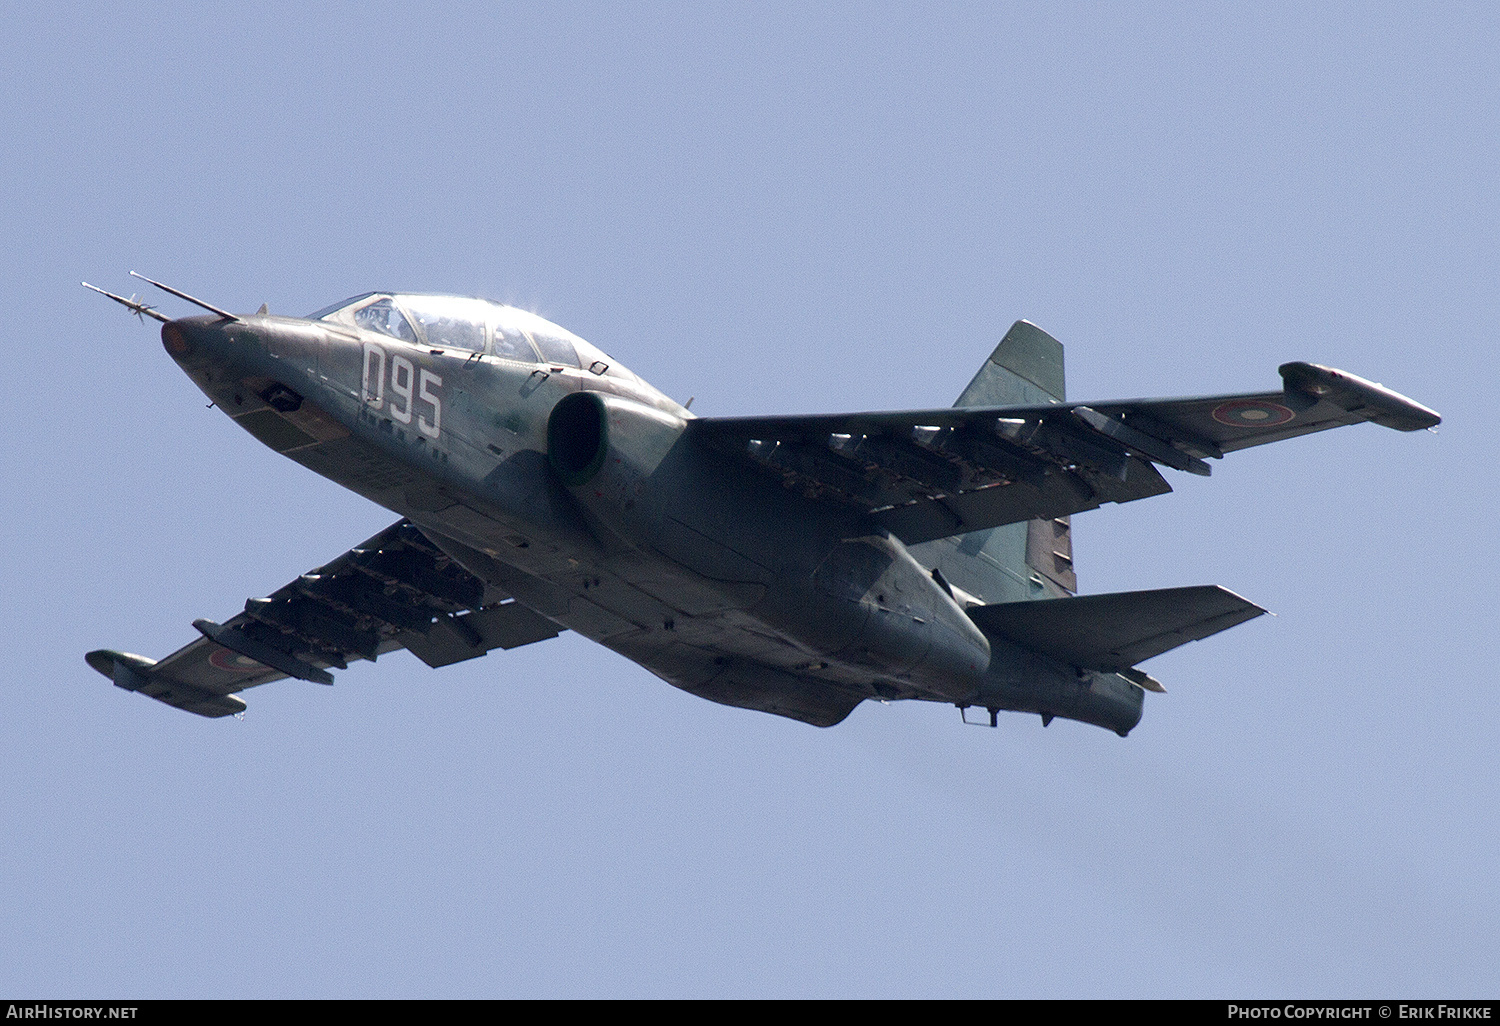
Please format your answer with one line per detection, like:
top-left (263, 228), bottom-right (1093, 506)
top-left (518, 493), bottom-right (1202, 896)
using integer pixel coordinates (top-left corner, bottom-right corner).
top-left (1279, 362), bottom-right (1441, 431)
top-left (84, 648), bottom-right (247, 718)
top-left (85, 648), bottom-right (155, 687)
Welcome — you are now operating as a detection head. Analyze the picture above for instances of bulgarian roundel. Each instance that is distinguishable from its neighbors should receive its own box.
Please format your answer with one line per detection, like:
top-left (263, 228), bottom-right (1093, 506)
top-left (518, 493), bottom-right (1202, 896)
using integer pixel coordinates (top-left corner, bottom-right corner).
top-left (1211, 399), bottom-right (1296, 428)
top-left (209, 649), bottom-right (265, 673)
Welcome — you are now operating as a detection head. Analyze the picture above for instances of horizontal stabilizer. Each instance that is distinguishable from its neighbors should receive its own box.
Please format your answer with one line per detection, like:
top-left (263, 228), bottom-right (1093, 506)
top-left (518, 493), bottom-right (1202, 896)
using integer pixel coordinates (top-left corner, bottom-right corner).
top-left (967, 585), bottom-right (1267, 671)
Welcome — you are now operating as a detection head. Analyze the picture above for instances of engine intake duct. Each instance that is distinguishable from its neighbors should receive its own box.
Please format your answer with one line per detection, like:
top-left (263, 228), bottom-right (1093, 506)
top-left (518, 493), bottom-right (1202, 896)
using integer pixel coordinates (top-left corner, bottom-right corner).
top-left (547, 391), bottom-right (687, 537)
top-left (547, 391), bottom-right (608, 486)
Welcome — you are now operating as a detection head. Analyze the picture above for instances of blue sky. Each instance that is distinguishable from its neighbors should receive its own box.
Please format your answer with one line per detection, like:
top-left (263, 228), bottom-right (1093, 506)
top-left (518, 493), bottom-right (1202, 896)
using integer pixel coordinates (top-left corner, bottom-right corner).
top-left (2, 2), bottom-right (1496, 997)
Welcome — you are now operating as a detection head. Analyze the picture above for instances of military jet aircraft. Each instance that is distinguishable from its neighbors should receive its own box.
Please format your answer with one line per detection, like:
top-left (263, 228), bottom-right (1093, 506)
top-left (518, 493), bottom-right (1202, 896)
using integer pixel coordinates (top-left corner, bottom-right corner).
top-left (83, 274), bottom-right (1440, 735)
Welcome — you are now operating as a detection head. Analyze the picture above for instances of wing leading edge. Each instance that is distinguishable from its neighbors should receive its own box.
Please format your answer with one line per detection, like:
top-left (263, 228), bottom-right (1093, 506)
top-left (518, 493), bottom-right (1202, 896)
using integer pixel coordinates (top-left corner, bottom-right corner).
top-left (86, 519), bottom-right (562, 717)
top-left (689, 350), bottom-right (1439, 545)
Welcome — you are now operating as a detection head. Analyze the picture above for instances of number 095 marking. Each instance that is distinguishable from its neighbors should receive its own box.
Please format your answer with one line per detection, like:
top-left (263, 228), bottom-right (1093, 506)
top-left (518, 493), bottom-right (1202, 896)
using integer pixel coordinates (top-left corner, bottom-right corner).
top-left (362, 342), bottom-right (441, 439)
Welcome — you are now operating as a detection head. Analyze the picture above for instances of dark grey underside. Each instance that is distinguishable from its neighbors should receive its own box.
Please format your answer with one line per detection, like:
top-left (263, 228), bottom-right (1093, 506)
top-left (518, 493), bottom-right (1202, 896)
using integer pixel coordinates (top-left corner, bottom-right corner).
top-left (86, 519), bottom-right (561, 718)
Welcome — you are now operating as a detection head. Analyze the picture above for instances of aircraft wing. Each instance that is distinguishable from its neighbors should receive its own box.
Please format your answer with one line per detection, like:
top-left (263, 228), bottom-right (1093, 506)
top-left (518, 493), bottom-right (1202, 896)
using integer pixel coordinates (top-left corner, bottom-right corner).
top-left (86, 519), bottom-right (563, 718)
top-left (689, 361), bottom-right (1439, 545)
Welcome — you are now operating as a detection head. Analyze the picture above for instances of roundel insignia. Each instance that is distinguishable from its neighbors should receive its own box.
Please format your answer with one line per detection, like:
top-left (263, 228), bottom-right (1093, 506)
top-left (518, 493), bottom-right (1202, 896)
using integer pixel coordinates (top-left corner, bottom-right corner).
top-left (1211, 399), bottom-right (1296, 428)
top-left (210, 649), bottom-right (265, 673)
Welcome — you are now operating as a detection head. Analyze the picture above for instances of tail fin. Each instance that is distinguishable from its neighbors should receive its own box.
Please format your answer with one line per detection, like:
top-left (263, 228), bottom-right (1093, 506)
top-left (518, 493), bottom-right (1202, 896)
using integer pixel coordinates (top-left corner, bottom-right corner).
top-left (909, 320), bottom-right (1076, 602)
top-left (952, 319), bottom-right (1065, 408)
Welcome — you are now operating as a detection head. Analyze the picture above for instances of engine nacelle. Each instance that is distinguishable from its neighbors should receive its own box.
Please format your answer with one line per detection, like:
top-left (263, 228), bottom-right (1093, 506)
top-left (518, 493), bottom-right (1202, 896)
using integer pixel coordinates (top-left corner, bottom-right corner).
top-left (547, 390), bottom-right (687, 537)
top-left (975, 639), bottom-right (1146, 736)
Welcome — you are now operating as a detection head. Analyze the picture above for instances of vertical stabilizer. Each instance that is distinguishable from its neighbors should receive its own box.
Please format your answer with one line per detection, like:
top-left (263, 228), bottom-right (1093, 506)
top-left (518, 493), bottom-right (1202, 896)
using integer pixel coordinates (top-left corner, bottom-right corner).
top-left (954, 320), bottom-right (1065, 408)
top-left (908, 320), bottom-right (1077, 602)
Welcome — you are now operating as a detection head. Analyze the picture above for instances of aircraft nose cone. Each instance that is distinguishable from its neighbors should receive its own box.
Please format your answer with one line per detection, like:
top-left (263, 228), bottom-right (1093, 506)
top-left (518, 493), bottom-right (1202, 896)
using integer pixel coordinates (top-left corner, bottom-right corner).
top-left (161, 320), bottom-right (191, 356)
top-left (160, 315), bottom-right (240, 367)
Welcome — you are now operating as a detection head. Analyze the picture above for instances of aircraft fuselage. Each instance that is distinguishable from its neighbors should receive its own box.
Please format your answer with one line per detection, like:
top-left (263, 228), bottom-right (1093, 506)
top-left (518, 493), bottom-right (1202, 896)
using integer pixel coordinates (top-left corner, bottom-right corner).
top-left (162, 305), bottom-right (1143, 732)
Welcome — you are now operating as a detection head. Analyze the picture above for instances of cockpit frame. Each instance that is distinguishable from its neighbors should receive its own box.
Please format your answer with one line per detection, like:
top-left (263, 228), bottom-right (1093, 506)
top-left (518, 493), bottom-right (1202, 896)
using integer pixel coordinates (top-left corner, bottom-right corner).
top-left (310, 292), bottom-right (625, 377)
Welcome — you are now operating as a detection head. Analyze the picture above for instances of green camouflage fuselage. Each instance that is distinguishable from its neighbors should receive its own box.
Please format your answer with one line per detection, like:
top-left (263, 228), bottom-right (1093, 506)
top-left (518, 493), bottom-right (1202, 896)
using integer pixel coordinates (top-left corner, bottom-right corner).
top-left (163, 305), bottom-right (1141, 732)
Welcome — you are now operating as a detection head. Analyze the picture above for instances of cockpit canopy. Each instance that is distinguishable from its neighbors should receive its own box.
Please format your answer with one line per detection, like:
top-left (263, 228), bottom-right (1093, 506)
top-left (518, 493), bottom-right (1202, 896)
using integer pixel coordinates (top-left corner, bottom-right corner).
top-left (308, 292), bottom-right (624, 377)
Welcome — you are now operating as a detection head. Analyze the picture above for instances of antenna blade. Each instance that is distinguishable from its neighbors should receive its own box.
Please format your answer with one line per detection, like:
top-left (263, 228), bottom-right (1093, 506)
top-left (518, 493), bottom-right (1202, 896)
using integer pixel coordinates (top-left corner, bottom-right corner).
top-left (129, 271), bottom-right (238, 321)
top-left (82, 281), bottom-right (171, 324)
